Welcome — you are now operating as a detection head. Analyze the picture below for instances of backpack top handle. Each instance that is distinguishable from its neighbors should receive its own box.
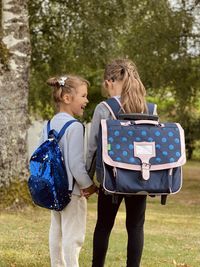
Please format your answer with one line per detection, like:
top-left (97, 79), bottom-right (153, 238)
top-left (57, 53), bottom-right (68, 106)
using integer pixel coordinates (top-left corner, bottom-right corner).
top-left (102, 97), bottom-right (157, 120)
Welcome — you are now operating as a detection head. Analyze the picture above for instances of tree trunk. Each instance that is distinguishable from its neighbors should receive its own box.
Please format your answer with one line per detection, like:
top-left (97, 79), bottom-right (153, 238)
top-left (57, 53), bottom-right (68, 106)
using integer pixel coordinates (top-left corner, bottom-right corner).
top-left (0, 0), bottom-right (31, 187)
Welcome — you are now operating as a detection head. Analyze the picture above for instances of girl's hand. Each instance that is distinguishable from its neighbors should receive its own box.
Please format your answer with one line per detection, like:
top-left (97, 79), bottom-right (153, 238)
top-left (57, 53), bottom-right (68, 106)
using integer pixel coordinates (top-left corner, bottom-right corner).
top-left (81, 184), bottom-right (98, 198)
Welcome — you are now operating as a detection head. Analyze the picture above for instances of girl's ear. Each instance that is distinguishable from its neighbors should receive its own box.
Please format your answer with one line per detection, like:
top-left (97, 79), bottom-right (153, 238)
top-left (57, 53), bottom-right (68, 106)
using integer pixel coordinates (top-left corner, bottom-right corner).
top-left (62, 93), bottom-right (72, 104)
top-left (105, 79), bottom-right (113, 89)
top-left (104, 80), bottom-right (109, 88)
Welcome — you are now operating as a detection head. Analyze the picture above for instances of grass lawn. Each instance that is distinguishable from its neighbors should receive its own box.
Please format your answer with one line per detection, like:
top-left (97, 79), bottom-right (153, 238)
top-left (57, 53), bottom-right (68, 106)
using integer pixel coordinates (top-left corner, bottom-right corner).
top-left (0, 161), bottom-right (200, 267)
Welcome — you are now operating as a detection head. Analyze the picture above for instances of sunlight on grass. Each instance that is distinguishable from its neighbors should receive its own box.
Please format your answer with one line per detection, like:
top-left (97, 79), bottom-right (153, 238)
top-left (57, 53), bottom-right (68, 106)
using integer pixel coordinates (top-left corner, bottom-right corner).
top-left (0, 161), bottom-right (200, 267)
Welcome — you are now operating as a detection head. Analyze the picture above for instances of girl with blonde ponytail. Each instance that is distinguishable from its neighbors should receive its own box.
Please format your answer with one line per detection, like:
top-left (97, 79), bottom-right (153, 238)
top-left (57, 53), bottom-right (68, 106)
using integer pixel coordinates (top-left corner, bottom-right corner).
top-left (86, 59), bottom-right (157, 267)
top-left (104, 59), bottom-right (148, 114)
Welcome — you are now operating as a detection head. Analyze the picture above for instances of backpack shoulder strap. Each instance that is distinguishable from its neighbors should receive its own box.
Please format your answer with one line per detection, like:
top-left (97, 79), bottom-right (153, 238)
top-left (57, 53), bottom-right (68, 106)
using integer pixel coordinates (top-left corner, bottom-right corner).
top-left (57, 120), bottom-right (77, 142)
top-left (103, 97), bottom-right (156, 117)
top-left (47, 120), bottom-right (51, 135)
top-left (47, 119), bottom-right (77, 142)
top-left (147, 103), bottom-right (156, 115)
top-left (102, 97), bottom-right (122, 119)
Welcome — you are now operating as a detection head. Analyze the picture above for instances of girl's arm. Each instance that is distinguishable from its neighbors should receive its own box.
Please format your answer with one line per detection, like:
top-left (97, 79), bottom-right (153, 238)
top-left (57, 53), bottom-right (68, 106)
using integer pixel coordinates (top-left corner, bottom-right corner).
top-left (67, 122), bottom-right (94, 189)
top-left (86, 103), bottom-right (110, 178)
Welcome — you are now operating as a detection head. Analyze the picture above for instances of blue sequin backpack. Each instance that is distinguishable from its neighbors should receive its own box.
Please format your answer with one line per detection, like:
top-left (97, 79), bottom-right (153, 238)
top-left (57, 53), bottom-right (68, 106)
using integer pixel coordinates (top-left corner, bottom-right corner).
top-left (28, 119), bottom-right (76, 211)
top-left (96, 97), bottom-right (186, 204)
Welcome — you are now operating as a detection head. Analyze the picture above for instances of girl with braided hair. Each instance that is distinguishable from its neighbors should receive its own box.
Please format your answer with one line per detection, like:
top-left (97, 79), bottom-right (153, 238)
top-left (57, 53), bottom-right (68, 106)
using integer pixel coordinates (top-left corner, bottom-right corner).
top-left (86, 59), bottom-right (157, 267)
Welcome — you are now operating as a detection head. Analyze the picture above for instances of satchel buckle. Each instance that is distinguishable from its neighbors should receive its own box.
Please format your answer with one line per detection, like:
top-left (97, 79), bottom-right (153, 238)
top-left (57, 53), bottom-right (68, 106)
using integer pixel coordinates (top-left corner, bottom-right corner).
top-left (141, 162), bottom-right (151, 181)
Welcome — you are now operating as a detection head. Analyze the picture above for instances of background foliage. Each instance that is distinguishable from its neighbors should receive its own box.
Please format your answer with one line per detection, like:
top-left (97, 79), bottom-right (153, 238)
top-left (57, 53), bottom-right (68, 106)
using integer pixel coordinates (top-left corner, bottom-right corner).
top-left (27, 0), bottom-right (200, 159)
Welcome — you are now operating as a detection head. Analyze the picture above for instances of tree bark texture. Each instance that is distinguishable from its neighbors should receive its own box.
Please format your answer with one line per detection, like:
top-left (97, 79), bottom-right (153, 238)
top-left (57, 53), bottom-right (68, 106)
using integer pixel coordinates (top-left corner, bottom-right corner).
top-left (0, 0), bottom-right (31, 187)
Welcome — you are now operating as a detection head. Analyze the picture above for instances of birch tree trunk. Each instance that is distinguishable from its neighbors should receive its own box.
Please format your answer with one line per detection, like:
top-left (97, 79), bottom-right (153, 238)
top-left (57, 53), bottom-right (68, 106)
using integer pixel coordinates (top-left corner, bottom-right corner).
top-left (0, 0), bottom-right (31, 187)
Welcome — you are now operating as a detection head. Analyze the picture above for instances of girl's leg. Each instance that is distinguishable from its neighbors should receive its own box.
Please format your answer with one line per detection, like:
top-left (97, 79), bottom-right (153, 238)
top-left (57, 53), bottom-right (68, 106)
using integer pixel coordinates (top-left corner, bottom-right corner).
top-left (92, 188), bottom-right (123, 267)
top-left (49, 211), bottom-right (65, 267)
top-left (124, 195), bottom-right (147, 267)
top-left (62, 195), bottom-right (87, 267)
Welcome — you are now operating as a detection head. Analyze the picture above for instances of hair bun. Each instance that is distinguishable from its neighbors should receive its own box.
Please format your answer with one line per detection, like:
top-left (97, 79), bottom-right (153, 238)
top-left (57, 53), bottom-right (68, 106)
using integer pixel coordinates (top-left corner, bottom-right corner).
top-left (46, 77), bottom-right (60, 87)
top-left (47, 76), bottom-right (68, 87)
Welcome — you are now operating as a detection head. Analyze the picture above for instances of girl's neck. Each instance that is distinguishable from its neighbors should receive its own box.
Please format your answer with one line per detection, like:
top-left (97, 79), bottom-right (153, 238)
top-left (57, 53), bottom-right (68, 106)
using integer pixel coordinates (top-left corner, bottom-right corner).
top-left (59, 105), bottom-right (74, 117)
top-left (108, 80), bottom-right (123, 97)
top-left (113, 87), bottom-right (122, 96)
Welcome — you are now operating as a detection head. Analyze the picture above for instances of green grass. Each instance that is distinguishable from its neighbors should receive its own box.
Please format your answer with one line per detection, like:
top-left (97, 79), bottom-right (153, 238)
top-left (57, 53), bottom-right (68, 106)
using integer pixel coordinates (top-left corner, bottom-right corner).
top-left (0, 161), bottom-right (200, 267)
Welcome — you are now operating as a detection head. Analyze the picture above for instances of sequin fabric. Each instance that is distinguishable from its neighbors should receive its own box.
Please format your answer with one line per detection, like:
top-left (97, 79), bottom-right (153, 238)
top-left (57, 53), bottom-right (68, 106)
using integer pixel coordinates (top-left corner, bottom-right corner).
top-left (28, 128), bottom-right (72, 211)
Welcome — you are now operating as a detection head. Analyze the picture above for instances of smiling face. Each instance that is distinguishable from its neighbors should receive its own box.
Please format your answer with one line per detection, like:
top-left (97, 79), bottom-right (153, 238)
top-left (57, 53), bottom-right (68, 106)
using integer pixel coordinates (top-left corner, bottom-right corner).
top-left (61, 83), bottom-right (89, 117)
top-left (71, 84), bottom-right (89, 116)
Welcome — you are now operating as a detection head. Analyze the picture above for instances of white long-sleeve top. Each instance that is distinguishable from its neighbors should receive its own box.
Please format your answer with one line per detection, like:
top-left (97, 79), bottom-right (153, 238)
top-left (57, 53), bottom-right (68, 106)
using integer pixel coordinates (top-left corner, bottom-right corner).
top-left (39, 112), bottom-right (93, 195)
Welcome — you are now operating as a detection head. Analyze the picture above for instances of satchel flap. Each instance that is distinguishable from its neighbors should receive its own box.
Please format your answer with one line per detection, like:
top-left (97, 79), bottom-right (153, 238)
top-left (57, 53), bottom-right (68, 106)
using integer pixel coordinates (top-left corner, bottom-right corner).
top-left (101, 119), bottom-right (186, 171)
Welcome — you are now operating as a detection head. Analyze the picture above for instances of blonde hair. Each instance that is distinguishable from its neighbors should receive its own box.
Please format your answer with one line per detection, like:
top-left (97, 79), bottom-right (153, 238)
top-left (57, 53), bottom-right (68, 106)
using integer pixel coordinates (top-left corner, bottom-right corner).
top-left (104, 59), bottom-right (147, 113)
top-left (47, 75), bottom-right (89, 109)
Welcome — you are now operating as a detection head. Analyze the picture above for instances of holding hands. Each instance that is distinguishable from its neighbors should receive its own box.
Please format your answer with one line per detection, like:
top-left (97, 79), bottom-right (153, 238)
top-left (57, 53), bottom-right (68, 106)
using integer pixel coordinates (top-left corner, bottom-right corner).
top-left (81, 184), bottom-right (98, 198)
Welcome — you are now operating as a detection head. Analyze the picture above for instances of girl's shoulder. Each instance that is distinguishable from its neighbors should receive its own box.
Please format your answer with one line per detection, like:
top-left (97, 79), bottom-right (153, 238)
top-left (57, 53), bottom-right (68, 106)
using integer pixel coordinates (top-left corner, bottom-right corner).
top-left (92, 100), bottom-right (115, 120)
top-left (95, 99), bottom-right (115, 111)
top-left (94, 101), bottom-right (110, 114)
top-left (46, 113), bottom-right (82, 134)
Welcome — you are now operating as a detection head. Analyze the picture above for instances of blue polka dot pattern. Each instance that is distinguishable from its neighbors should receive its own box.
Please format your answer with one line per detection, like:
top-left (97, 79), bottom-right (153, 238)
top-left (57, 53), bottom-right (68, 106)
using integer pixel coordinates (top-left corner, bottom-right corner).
top-left (114, 131), bottom-right (120, 136)
top-left (108, 137), bottom-right (114, 143)
top-left (141, 130), bottom-right (147, 136)
top-left (156, 157), bottom-right (161, 162)
top-left (129, 157), bottom-right (135, 163)
top-left (123, 151), bottom-right (128, 156)
top-left (129, 144), bottom-right (134, 150)
top-left (105, 120), bottom-right (182, 166)
top-left (109, 151), bottom-right (114, 156)
top-left (175, 138), bottom-right (180, 143)
top-left (115, 144), bottom-right (121, 150)
top-left (156, 144), bottom-right (161, 149)
top-left (155, 131), bottom-right (161, 136)
top-left (128, 131), bottom-right (133, 136)
top-left (169, 144), bottom-right (174, 150)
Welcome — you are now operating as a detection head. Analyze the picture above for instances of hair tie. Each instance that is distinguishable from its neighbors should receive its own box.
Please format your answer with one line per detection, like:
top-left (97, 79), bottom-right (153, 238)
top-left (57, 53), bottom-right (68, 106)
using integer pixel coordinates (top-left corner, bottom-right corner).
top-left (119, 65), bottom-right (130, 77)
top-left (120, 68), bottom-right (125, 75)
top-left (58, 76), bottom-right (68, 87)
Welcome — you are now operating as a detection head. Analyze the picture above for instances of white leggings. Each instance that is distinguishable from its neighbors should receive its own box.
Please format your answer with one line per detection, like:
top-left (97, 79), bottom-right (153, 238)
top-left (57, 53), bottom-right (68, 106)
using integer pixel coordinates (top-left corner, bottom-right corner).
top-left (49, 195), bottom-right (87, 267)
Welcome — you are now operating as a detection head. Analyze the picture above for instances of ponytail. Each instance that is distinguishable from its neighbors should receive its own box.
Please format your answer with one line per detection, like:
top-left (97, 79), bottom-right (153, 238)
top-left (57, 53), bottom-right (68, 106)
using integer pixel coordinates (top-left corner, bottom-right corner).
top-left (104, 59), bottom-right (147, 113)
